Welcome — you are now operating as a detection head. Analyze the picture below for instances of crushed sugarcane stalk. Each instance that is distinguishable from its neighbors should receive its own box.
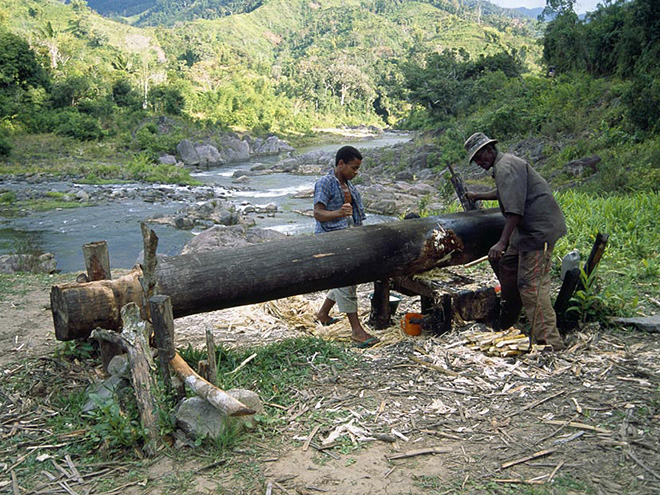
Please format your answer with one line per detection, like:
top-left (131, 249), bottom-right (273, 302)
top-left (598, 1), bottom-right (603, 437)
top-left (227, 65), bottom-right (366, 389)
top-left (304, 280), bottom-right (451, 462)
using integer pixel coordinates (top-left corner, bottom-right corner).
top-left (542, 420), bottom-right (612, 434)
top-left (303, 425), bottom-right (321, 452)
top-left (386, 447), bottom-right (451, 460)
top-left (500, 448), bottom-right (558, 469)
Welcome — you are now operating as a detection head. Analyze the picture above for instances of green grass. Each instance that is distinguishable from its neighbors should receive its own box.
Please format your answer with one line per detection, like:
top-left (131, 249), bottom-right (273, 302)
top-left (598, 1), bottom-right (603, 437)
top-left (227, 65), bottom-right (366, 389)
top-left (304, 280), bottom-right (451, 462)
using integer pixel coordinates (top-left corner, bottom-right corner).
top-left (180, 336), bottom-right (358, 407)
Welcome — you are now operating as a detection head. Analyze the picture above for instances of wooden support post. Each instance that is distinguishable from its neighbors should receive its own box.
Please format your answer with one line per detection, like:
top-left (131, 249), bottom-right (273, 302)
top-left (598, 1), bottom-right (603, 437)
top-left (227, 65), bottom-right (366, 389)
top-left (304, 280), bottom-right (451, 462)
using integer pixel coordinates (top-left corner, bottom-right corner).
top-left (149, 295), bottom-right (176, 395)
top-left (369, 280), bottom-right (391, 330)
top-left (82, 241), bottom-right (122, 371)
top-left (82, 241), bottom-right (112, 282)
top-left (206, 327), bottom-right (217, 386)
top-left (139, 223), bottom-right (159, 315)
top-left (91, 303), bottom-right (159, 456)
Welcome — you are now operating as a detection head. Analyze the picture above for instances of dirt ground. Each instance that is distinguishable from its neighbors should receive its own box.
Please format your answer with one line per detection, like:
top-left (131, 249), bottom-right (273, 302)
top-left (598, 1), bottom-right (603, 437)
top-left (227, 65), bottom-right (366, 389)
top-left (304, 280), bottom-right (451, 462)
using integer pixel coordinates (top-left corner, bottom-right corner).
top-left (1, 271), bottom-right (660, 495)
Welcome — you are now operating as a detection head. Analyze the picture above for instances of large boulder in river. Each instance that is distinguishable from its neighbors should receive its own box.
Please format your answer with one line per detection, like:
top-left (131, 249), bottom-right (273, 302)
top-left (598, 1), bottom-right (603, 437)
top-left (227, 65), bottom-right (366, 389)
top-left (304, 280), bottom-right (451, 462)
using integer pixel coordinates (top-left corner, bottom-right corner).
top-left (217, 135), bottom-right (250, 162)
top-left (177, 139), bottom-right (200, 166)
top-left (181, 224), bottom-right (286, 255)
top-left (196, 144), bottom-right (224, 167)
top-left (250, 136), bottom-right (294, 155)
top-left (271, 150), bottom-right (334, 175)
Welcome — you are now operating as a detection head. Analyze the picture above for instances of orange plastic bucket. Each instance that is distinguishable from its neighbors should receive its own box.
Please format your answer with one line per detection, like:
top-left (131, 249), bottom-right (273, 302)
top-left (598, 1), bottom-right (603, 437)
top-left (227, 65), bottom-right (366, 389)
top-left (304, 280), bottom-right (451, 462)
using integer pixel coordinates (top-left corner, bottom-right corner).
top-left (401, 312), bottom-right (423, 336)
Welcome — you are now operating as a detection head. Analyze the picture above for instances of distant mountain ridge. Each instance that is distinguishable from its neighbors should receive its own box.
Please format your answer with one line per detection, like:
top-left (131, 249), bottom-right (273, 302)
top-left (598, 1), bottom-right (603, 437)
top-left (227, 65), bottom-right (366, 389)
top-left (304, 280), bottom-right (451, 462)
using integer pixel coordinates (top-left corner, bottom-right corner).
top-left (85, 0), bottom-right (544, 27)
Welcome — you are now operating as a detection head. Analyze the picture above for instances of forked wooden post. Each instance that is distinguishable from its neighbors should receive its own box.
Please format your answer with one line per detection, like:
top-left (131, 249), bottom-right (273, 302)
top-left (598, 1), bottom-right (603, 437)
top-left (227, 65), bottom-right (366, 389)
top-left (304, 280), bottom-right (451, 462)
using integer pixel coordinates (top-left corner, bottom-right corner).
top-left (91, 303), bottom-right (160, 456)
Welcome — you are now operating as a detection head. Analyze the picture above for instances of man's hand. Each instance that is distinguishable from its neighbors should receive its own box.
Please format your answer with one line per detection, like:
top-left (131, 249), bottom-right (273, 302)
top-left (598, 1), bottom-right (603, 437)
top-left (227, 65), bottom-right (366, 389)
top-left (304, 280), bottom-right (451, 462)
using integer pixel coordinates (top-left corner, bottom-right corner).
top-left (339, 202), bottom-right (353, 217)
top-left (488, 241), bottom-right (508, 261)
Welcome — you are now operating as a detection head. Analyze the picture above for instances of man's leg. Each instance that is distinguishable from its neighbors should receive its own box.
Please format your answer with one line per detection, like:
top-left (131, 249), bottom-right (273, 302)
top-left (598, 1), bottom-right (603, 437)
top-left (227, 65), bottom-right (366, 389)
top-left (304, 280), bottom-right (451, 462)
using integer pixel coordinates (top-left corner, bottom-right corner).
top-left (315, 293), bottom-right (337, 324)
top-left (518, 248), bottom-right (565, 351)
top-left (492, 249), bottom-right (523, 330)
top-left (333, 286), bottom-right (377, 343)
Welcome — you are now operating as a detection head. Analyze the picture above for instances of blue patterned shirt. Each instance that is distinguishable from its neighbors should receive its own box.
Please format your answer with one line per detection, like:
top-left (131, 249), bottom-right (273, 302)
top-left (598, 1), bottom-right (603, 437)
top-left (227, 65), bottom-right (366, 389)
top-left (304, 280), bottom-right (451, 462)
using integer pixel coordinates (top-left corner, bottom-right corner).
top-left (313, 171), bottom-right (366, 234)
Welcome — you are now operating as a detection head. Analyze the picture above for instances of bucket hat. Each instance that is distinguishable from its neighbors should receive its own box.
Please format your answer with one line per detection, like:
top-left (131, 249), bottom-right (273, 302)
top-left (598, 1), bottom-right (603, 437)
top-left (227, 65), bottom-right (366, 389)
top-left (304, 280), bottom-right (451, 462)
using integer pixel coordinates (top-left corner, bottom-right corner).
top-left (464, 132), bottom-right (497, 163)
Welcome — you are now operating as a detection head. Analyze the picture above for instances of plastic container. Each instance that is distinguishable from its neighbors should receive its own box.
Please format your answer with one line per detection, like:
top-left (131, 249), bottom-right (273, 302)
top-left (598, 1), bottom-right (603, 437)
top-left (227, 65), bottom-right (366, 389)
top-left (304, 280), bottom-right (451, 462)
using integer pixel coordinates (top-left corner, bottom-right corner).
top-left (369, 292), bottom-right (403, 315)
top-left (561, 249), bottom-right (581, 281)
top-left (401, 312), bottom-right (423, 336)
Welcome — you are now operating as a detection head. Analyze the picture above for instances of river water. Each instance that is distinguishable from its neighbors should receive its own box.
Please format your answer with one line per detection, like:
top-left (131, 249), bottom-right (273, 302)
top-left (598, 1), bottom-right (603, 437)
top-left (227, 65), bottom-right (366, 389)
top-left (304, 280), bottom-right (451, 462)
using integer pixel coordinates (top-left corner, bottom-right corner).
top-left (0, 133), bottom-right (411, 273)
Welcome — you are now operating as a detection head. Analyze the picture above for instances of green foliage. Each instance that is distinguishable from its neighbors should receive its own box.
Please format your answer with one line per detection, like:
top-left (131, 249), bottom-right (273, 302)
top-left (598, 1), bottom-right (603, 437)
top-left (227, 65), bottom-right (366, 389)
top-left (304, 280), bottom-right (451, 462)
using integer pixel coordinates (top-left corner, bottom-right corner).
top-left (402, 48), bottom-right (524, 122)
top-left (55, 340), bottom-right (96, 360)
top-left (52, 109), bottom-right (105, 140)
top-left (0, 131), bottom-right (12, 157)
top-left (554, 190), bottom-right (659, 319)
top-left (84, 393), bottom-right (147, 449)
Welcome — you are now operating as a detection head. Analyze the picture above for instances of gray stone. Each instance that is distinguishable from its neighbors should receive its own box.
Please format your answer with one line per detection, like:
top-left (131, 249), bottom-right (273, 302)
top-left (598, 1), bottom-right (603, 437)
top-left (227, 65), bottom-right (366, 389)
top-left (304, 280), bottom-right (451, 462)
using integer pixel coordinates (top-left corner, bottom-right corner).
top-left (0, 253), bottom-right (57, 274)
top-left (75, 190), bottom-right (90, 202)
top-left (219, 136), bottom-right (250, 162)
top-left (196, 144), bottom-right (224, 167)
top-left (83, 374), bottom-right (129, 412)
top-left (181, 224), bottom-right (285, 255)
top-left (611, 316), bottom-right (660, 333)
top-left (174, 215), bottom-right (195, 230)
top-left (177, 139), bottom-right (200, 166)
top-left (159, 154), bottom-right (178, 165)
top-left (107, 354), bottom-right (129, 377)
top-left (395, 170), bottom-right (414, 181)
top-left (175, 389), bottom-right (263, 440)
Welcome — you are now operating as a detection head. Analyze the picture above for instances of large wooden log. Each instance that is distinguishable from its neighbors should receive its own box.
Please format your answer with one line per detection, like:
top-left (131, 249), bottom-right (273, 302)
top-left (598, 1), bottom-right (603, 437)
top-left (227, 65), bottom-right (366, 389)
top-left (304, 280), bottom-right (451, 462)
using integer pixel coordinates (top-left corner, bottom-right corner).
top-left (52, 210), bottom-right (505, 340)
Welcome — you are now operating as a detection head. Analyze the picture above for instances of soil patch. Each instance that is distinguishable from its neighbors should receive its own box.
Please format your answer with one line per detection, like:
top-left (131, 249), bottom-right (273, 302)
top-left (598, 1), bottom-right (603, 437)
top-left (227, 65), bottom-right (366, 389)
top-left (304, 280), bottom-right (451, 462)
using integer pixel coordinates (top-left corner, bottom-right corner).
top-left (1, 274), bottom-right (659, 494)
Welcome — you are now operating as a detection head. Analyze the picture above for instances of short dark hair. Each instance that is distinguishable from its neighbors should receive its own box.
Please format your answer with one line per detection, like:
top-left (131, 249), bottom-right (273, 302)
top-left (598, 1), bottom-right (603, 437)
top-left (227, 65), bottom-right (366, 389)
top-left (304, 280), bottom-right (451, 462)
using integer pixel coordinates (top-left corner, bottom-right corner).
top-left (335, 146), bottom-right (362, 166)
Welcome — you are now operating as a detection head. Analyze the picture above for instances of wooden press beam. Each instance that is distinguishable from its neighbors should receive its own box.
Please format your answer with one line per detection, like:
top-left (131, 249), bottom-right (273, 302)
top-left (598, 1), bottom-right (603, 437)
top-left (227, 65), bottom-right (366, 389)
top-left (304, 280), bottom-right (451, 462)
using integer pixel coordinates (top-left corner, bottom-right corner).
top-left (51, 209), bottom-right (505, 341)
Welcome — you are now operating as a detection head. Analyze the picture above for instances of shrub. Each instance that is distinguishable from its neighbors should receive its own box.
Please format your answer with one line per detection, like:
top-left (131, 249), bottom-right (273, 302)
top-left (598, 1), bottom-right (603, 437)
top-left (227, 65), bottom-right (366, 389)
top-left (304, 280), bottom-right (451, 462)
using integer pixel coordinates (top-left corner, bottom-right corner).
top-left (0, 132), bottom-right (12, 157)
top-left (53, 110), bottom-right (104, 141)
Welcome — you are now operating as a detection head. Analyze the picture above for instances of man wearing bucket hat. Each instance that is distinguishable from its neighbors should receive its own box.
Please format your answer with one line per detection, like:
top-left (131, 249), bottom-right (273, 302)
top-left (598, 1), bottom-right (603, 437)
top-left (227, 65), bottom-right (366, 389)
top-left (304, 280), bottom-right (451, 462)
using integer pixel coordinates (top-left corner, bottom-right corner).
top-left (464, 132), bottom-right (566, 351)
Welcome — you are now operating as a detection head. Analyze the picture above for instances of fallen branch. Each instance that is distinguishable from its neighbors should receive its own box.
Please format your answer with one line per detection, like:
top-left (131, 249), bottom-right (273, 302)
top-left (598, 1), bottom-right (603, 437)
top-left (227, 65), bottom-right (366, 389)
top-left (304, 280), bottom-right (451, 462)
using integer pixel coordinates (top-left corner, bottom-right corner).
top-left (626, 449), bottom-right (660, 481)
top-left (409, 355), bottom-right (460, 377)
top-left (303, 425), bottom-right (321, 452)
top-left (169, 353), bottom-right (254, 417)
top-left (506, 391), bottom-right (565, 418)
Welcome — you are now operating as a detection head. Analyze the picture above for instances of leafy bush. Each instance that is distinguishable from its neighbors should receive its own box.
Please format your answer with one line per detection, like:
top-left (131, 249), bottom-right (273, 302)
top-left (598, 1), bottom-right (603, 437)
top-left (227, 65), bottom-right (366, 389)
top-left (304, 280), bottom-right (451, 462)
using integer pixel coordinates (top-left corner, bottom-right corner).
top-left (0, 132), bottom-right (12, 157)
top-left (53, 110), bottom-right (104, 140)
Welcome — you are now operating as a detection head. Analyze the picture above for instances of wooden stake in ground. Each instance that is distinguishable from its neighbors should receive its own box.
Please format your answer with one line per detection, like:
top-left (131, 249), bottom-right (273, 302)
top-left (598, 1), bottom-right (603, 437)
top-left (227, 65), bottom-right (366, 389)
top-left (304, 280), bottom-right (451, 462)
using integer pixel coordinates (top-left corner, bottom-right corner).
top-left (81, 240), bottom-right (122, 371)
top-left (206, 327), bottom-right (217, 386)
top-left (91, 303), bottom-right (160, 456)
top-left (82, 241), bottom-right (112, 282)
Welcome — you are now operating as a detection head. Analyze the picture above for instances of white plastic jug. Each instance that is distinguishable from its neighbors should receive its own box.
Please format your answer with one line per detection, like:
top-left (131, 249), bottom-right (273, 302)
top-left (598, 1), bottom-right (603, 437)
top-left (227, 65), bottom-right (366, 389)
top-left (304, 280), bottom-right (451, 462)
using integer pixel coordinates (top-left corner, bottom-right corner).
top-left (561, 249), bottom-right (580, 280)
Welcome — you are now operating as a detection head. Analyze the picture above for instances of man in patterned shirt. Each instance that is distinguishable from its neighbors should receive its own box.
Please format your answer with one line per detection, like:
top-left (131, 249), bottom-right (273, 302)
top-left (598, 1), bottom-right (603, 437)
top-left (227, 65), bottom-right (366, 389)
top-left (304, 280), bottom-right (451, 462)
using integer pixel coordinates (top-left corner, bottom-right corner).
top-left (464, 132), bottom-right (566, 351)
top-left (313, 146), bottom-right (378, 348)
